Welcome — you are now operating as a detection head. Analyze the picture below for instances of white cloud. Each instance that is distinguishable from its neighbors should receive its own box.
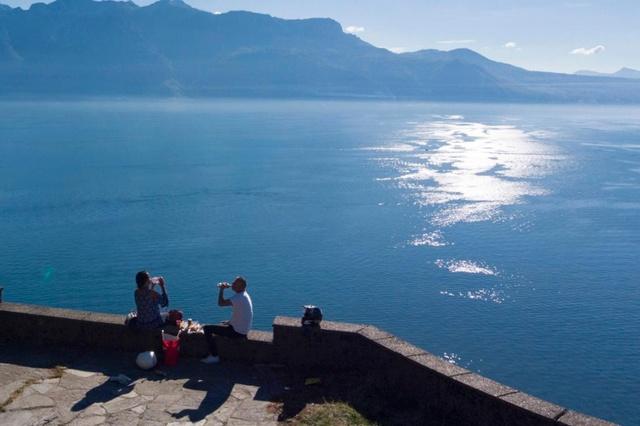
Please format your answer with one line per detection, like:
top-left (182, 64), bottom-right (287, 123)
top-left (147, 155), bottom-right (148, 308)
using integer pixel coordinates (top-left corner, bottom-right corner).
top-left (437, 39), bottom-right (476, 44)
top-left (389, 47), bottom-right (410, 54)
top-left (213, 11), bottom-right (223, 15)
top-left (345, 26), bottom-right (365, 34)
top-left (504, 42), bottom-right (517, 48)
top-left (570, 45), bottom-right (605, 55)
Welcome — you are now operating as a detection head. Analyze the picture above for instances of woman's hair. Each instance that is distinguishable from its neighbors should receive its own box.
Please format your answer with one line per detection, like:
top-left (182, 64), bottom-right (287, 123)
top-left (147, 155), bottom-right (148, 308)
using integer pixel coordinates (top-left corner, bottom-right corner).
top-left (135, 271), bottom-right (150, 289)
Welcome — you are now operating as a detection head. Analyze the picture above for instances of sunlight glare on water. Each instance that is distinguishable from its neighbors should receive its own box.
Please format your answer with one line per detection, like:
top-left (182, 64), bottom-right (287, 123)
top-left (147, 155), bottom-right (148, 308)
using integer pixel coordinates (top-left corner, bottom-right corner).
top-left (371, 117), bottom-right (564, 229)
top-left (435, 259), bottom-right (498, 275)
top-left (367, 115), bottom-right (565, 314)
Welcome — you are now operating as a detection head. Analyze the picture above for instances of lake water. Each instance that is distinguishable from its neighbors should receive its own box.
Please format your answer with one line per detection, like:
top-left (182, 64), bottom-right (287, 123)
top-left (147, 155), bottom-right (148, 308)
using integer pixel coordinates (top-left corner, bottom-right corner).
top-left (0, 99), bottom-right (638, 423)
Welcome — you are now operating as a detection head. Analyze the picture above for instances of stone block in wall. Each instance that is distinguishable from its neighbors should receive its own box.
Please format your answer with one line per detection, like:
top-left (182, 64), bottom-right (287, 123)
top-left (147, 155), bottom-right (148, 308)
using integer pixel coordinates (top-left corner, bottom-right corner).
top-left (453, 373), bottom-right (517, 398)
top-left (557, 410), bottom-right (616, 426)
top-left (431, 373), bottom-right (565, 426)
top-left (81, 312), bottom-right (161, 353)
top-left (273, 317), bottom-right (369, 370)
top-left (0, 303), bottom-right (91, 346)
top-left (363, 339), bottom-right (467, 418)
top-left (178, 332), bottom-right (209, 358)
top-left (217, 330), bottom-right (274, 364)
top-left (0, 302), bottom-right (161, 354)
top-left (361, 334), bottom-right (428, 371)
top-left (500, 392), bottom-right (565, 424)
top-left (357, 325), bottom-right (394, 341)
top-left (409, 353), bottom-right (469, 377)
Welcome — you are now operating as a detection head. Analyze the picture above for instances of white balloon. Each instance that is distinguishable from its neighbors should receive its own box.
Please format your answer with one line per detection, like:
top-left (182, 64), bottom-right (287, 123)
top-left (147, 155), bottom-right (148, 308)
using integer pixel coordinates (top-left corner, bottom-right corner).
top-left (136, 351), bottom-right (157, 370)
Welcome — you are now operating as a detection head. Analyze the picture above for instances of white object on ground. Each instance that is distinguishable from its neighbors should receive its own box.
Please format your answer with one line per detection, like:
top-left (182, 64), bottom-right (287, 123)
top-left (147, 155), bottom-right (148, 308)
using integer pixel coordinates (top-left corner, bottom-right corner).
top-left (136, 351), bottom-right (158, 370)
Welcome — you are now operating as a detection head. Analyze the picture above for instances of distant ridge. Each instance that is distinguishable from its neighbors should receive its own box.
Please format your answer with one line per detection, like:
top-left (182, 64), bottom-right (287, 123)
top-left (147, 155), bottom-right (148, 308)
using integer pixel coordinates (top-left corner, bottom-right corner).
top-left (1, 0), bottom-right (640, 102)
top-left (575, 68), bottom-right (640, 80)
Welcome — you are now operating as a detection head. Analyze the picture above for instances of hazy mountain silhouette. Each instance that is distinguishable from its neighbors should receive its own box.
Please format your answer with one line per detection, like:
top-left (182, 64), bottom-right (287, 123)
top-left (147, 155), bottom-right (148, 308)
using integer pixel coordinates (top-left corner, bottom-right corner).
top-left (575, 68), bottom-right (640, 80)
top-left (1, 0), bottom-right (639, 102)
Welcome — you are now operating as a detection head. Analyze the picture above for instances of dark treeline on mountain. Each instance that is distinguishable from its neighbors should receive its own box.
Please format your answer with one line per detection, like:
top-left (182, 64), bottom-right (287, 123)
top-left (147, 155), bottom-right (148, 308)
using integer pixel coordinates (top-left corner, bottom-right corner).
top-left (1, 0), bottom-right (640, 103)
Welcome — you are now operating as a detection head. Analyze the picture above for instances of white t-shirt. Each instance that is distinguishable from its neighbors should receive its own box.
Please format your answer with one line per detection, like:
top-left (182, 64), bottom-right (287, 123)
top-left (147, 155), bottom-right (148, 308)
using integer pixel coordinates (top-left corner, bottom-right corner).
top-left (229, 291), bottom-right (253, 335)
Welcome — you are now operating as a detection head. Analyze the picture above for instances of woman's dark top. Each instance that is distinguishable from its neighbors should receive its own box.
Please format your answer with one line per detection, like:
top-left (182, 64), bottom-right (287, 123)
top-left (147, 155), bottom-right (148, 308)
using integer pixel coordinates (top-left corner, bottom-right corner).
top-left (134, 288), bottom-right (167, 330)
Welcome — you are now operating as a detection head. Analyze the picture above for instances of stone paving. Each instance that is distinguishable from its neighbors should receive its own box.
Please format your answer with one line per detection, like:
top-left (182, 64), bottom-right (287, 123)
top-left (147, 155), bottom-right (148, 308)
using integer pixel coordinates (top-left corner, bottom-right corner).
top-left (0, 346), bottom-right (287, 426)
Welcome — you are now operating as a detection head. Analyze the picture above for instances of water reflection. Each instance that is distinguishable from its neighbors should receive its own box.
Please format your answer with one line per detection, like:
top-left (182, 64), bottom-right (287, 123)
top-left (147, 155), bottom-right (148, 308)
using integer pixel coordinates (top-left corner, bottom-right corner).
top-left (409, 231), bottom-right (448, 247)
top-left (369, 116), bottom-right (562, 303)
top-left (440, 289), bottom-right (505, 304)
top-left (377, 118), bottom-right (562, 227)
top-left (435, 259), bottom-right (497, 275)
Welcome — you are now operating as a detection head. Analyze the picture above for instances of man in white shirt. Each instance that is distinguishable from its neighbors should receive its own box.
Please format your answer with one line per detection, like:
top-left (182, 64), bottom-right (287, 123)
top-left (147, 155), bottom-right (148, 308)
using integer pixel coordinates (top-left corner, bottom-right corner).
top-left (201, 276), bottom-right (253, 364)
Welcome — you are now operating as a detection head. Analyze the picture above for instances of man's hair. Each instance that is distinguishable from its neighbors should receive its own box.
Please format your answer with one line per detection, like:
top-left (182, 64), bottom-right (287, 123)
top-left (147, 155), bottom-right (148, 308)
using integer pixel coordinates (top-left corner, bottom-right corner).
top-left (135, 271), bottom-right (150, 289)
top-left (234, 276), bottom-right (247, 289)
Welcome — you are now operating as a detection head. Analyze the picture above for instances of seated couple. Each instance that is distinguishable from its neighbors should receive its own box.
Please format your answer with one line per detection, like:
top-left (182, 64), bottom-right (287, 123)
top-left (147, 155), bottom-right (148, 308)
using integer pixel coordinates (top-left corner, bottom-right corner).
top-left (132, 271), bottom-right (253, 365)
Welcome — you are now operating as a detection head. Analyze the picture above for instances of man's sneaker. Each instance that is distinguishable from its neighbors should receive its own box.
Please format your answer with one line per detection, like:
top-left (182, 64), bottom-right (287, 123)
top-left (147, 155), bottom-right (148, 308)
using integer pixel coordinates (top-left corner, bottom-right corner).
top-left (201, 355), bottom-right (220, 364)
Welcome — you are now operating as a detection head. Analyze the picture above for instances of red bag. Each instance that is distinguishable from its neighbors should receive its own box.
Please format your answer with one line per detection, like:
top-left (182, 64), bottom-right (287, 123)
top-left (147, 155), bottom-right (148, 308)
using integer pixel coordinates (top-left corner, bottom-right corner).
top-left (161, 331), bottom-right (180, 367)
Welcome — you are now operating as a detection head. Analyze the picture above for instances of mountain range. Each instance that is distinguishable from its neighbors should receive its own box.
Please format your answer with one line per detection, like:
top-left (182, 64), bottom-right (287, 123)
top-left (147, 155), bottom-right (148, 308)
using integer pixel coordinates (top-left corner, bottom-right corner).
top-left (575, 68), bottom-right (640, 80)
top-left (1, 0), bottom-right (640, 103)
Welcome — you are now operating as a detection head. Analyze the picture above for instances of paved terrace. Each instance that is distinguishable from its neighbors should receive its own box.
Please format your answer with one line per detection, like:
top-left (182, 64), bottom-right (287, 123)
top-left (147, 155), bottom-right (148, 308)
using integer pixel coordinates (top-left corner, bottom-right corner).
top-left (0, 345), bottom-right (286, 426)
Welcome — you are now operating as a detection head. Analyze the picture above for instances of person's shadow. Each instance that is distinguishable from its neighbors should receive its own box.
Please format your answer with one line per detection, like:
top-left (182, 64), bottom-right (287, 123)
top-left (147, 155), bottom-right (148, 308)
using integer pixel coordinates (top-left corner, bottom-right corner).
top-left (71, 380), bottom-right (134, 411)
top-left (170, 376), bottom-right (232, 422)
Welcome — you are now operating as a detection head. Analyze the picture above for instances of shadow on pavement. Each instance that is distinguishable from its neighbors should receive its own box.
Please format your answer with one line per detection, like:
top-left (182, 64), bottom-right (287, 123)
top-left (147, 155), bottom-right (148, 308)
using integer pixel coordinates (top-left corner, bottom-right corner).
top-left (0, 343), bottom-right (427, 425)
top-left (0, 343), bottom-right (284, 423)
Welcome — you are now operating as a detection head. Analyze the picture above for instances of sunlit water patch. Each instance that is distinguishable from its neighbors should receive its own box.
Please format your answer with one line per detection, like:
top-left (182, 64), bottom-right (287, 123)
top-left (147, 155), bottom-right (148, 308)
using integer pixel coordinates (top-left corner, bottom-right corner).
top-left (370, 118), bottom-right (563, 230)
top-left (432, 114), bottom-right (465, 120)
top-left (439, 289), bottom-right (506, 304)
top-left (366, 117), bottom-right (559, 308)
top-left (436, 259), bottom-right (506, 304)
top-left (442, 352), bottom-right (462, 364)
top-left (435, 259), bottom-right (497, 275)
top-left (409, 231), bottom-right (449, 247)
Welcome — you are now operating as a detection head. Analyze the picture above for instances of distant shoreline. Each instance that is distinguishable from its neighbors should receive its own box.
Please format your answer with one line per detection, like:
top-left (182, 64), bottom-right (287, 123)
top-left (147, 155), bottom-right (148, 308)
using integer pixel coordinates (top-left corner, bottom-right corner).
top-left (2, 94), bottom-right (640, 106)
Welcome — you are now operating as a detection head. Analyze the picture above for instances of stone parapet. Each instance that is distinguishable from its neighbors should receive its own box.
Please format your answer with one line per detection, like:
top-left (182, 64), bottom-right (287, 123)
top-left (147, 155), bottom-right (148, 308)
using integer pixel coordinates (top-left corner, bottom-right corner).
top-left (0, 302), bottom-right (614, 425)
top-left (0, 302), bottom-right (161, 354)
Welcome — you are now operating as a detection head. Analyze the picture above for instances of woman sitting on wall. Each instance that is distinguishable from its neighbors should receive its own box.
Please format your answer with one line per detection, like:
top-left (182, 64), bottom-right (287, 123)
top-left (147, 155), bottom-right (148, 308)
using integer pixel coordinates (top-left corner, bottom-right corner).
top-left (131, 270), bottom-right (169, 330)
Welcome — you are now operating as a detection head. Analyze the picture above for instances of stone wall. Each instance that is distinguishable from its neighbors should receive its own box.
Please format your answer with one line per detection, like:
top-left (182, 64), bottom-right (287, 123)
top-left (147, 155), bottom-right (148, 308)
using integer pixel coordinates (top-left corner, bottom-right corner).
top-left (0, 301), bottom-right (613, 425)
top-left (271, 316), bottom-right (613, 426)
top-left (0, 302), bottom-right (162, 354)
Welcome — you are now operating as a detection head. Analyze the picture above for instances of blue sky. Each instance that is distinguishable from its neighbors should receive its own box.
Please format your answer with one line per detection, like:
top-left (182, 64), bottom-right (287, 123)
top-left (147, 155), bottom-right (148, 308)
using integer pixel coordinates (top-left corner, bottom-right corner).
top-left (4, 0), bottom-right (639, 73)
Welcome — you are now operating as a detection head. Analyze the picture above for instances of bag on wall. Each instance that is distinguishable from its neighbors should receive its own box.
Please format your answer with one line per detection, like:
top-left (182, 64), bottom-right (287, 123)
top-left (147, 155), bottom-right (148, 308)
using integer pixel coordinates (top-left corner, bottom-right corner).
top-left (125, 311), bottom-right (138, 329)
